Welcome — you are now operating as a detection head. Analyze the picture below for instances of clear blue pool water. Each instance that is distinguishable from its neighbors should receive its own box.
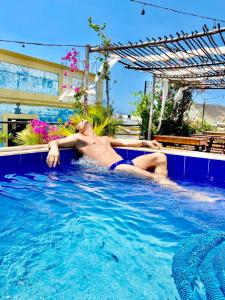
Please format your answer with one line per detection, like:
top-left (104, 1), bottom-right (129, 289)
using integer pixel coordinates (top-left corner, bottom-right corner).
top-left (0, 160), bottom-right (225, 300)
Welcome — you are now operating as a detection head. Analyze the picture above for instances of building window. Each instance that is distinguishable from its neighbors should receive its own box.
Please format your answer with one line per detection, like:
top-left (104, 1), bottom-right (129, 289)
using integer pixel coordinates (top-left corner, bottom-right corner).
top-left (0, 61), bottom-right (59, 96)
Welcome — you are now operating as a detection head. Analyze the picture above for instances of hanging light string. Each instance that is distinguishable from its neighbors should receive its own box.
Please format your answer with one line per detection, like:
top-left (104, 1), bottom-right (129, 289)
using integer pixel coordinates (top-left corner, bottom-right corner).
top-left (130, 0), bottom-right (225, 23)
top-left (1, 2), bottom-right (225, 48)
top-left (0, 39), bottom-right (87, 48)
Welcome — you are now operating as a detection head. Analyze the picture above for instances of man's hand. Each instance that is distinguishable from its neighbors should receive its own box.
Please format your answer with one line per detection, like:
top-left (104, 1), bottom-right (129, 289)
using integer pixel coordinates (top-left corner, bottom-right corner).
top-left (143, 140), bottom-right (162, 150)
top-left (46, 145), bottom-right (60, 168)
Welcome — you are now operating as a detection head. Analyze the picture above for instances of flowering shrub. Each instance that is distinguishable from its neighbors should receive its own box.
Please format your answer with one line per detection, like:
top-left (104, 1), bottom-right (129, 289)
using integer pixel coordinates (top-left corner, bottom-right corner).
top-left (62, 48), bottom-right (79, 72)
top-left (62, 47), bottom-right (89, 73)
top-left (74, 86), bottom-right (87, 102)
top-left (61, 48), bottom-right (88, 103)
top-left (15, 120), bottom-right (73, 145)
top-left (30, 119), bottom-right (65, 143)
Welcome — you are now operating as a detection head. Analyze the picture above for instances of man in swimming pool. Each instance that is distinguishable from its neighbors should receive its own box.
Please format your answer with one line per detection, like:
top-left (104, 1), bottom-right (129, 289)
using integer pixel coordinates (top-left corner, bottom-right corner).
top-left (46, 120), bottom-right (174, 186)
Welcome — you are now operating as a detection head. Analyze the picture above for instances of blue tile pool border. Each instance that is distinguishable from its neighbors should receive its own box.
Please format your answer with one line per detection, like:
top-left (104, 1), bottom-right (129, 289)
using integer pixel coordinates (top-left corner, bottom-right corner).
top-left (0, 149), bottom-right (77, 176)
top-left (0, 147), bottom-right (225, 187)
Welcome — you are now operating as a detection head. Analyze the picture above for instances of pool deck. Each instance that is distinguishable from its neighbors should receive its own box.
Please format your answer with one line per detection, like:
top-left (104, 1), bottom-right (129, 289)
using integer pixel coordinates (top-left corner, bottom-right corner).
top-left (0, 145), bottom-right (49, 156)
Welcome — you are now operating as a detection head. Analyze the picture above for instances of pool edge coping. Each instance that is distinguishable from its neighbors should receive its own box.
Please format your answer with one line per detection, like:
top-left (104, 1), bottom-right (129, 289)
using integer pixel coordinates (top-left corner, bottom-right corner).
top-left (0, 145), bottom-right (225, 161)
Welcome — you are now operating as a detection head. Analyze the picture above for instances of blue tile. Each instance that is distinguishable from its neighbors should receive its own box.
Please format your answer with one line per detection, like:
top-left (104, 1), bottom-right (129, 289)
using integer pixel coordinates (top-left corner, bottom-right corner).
top-left (166, 154), bottom-right (185, 180)
top-left (60, 149), bottom-right (77, 163)
top-left (208, 159), bottom-right (225, 185)
top-left (0, 154), bottom-right (21, 175)
top-left (21, 152), bottom-right (42, 165)
top-left (185, 157), bottom-right (209, 182)
top-left (115, 148), bottom-right (128, 159)
top-left (127, 150), bottom-right (146, 160)
top-left (20, 152), bottom-right (45, 173)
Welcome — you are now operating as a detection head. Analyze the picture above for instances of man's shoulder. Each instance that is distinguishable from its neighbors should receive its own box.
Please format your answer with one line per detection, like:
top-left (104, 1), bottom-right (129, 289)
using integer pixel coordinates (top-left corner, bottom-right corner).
top-left (72, 133), bottom-right (83, 141)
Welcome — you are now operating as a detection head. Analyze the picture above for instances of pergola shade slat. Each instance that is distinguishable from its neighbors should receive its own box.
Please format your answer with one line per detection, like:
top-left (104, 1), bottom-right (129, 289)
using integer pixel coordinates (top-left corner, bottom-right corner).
top-left (90, 24), bottom-right (225, 89)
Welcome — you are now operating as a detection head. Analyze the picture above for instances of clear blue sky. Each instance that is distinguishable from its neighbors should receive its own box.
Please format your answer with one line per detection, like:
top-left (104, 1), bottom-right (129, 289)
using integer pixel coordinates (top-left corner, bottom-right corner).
top-left (0, 0), bottom-right (225, 113)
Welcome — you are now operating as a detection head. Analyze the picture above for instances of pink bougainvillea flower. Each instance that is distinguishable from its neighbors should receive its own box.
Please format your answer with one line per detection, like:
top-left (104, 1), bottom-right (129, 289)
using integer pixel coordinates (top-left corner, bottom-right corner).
top-left (65, 52), bottom-right (72, 60)
top-left (64, 71), bottom-right (68, 76)
top-left (62, 47), bottom-right (81, 77)
top-left (71, 63), bottom-right (78, 70)
top-left (30, 119), bottom-right (48, 129)
top-left (49, 125), bottom-right (58, 132)
top-left (39, 128), bottom-right (47, 135)
top-left (74, 87), bottom-right (80, 93)
top-left (28, 119), bottom-right (69, 144)
top-left (62, 84), bottom-right (67, 89)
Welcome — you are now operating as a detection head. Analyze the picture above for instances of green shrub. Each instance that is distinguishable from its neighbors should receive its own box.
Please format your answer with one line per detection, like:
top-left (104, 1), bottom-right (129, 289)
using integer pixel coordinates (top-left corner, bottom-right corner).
top-left (131, 84), bottom-right (194, 137)
top-left (0, 133), bottom-right (8, 144)
top-left (70, 103), bottom-right (119, 136)
top-left (189, 119), bottom-right (214, 133)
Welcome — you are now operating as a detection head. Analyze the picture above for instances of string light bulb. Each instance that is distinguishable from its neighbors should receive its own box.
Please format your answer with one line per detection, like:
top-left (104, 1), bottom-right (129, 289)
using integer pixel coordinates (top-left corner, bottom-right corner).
top-left (141, 6), bottom-right (145, 15)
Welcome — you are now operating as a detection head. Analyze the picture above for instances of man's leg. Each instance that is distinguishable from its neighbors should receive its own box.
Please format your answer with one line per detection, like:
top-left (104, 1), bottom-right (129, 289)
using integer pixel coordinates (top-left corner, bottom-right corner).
top-left (115, 164), bottom-right (177, 188)
top-left (132, 153), bottom-right (168, 177)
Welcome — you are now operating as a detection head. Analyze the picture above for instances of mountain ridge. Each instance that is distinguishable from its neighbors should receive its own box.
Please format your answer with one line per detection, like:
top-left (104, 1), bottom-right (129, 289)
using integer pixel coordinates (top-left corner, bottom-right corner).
top-left (190, 103), bottom-right (225, 124)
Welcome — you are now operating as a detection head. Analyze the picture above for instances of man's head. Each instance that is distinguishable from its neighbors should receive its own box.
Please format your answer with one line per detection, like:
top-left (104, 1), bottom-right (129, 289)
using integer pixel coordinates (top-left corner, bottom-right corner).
top-left (76, 120), bottom-right (94, 135)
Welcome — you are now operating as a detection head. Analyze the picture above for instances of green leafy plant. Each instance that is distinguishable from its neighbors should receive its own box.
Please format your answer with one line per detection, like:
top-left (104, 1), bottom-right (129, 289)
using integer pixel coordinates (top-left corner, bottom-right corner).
top-left (15, 120), bottom-right (74, 146)
top-left (159, 85), bottom-right (193, 136)
top-left (0, 133), bottom-right (9, 144)
top-left (131, 83), bottom-right (194, 138)
top-left (88, 17), bottom-right (112, 112)
top-left (16, 125), bottom-right (44, 145)
top-left (131, 91), bottom-right (152, 138)
top-left (188, 119), bottom-right (214, 133)
top-left (70, 103), bottom-right (119, 136)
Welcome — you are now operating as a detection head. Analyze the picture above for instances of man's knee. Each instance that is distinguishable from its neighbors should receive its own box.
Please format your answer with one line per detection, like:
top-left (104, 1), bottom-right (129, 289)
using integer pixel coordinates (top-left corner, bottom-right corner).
top-left (155, 153), bottom-right (167, 165)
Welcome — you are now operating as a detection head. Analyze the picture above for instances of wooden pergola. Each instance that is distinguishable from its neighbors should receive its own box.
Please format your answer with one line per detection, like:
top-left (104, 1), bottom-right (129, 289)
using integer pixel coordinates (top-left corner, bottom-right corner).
top-left (86, 24), bottom-right (225, 138)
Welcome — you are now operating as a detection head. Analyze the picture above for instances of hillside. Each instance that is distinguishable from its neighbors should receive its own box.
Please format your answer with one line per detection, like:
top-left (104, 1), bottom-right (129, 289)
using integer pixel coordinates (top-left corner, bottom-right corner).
top-left (190, 103), bottom-right (225, 124)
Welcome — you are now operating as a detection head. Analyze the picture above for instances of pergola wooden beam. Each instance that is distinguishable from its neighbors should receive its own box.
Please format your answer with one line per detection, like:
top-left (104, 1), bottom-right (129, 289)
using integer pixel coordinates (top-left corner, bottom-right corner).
top-left (90, 24), bottom-right (225, 89)
top-left (89, 24), bottom-right (225, 138)
top-left (90, 25), bottom-right (225, 52)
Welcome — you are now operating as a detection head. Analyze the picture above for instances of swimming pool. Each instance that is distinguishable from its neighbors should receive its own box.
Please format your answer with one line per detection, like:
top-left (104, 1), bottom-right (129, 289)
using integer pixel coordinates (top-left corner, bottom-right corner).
top-left (0, 148), bottom-right (225, 299)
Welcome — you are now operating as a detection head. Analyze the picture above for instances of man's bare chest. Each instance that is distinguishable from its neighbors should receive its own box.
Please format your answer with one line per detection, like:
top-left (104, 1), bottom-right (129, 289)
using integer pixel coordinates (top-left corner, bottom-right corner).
top-left (76, 136), bottom-right (110, 148)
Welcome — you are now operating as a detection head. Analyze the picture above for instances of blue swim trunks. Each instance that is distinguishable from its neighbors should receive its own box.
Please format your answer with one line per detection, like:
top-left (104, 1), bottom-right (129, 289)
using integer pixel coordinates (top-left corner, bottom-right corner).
top-left (109, 159), bottom-right (134, 171)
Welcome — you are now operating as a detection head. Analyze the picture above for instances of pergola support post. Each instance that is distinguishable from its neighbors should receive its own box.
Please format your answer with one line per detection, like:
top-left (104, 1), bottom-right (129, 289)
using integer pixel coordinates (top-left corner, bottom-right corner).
top-left (147, 74), bottom-right (156, 140)
top-left (84, 44), bottom-right (90, 113)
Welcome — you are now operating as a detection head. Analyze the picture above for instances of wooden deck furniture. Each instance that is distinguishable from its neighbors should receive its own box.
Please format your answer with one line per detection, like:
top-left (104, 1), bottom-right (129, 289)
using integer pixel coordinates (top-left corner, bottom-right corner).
top-left (153, 135), bottom-right (208, 151)
top-left (193, 133), bottom-right (225, 153)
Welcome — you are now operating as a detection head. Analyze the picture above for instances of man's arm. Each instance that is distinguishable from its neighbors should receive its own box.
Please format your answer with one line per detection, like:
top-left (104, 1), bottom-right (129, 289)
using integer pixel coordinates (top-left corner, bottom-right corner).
top-left (46, 134), bottom-right (79, 168)
top-left (109, 138), bottom-right (161, 149)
